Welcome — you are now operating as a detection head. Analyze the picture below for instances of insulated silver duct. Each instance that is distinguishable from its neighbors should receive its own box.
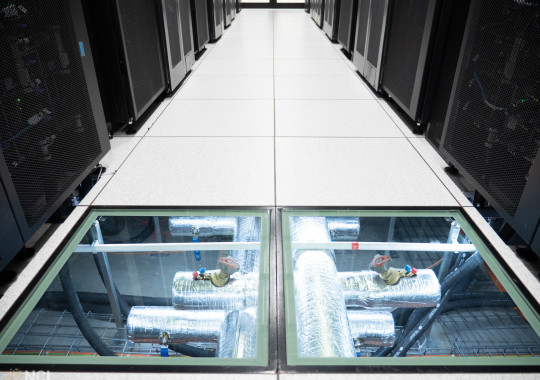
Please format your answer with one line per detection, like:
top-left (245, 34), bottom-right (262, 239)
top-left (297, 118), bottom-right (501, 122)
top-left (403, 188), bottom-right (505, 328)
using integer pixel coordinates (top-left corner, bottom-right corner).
top-left (218, 308), bottom-right (258, 358)
top-left (168, 217), bottom-right (237, 237)
top-left (232, 217), bottom-right (261, 273)
top-left (347, 310), bottom-right (395, 347)
top-left (291, 216), bottom-right (355, 358)
top-left (172, 271), bottom-right (258, 310)
top-left (327, 217), bottom-right (360, 241)
top-left (127, 307), bottom-right (226, 343)
top-left (340, 269), bottom-right (441, 308)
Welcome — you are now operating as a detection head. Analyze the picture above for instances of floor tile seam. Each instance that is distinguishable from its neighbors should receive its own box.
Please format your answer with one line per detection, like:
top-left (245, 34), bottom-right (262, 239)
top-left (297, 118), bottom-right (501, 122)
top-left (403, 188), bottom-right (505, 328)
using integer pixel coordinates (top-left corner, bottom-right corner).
top-left (405, 137), bottom-right (463, 206)
top-left (373, 99), bottom-right (409, 139)
top-left (90, 136), bottom-right (145, 206)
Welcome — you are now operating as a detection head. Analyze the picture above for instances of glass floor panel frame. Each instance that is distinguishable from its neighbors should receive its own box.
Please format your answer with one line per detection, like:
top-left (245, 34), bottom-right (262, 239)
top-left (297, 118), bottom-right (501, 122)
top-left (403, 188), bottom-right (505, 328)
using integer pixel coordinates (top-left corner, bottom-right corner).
top-left (0, 207), bottom-right (276, 371)
top-left (278, 208), bottom-right (540, 370)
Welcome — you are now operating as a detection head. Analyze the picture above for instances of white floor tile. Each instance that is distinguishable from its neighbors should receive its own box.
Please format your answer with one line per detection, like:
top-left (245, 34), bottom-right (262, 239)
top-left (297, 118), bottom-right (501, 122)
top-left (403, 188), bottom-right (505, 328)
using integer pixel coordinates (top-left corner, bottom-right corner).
top-left (273, 38), bottom-right (334, 48)
top-left (275, 137), bottom-right (458, 206)
top-left (275, 100), bottom-right (404, 137)
top-left (148, 100), bottom-right (274, 137)
top-left (93, 137), bottom-right (275, 206)
top-left (175, 76), bottom-right (273, 99)
top-left (274, 46), bottom-right (343, 60)
top-left (206, 46), bottom-right (273, 60)
top-left (275, 75), bottom-right (374, 99)
top-left (274, 59), bottom-right (356, 76)
top-left (79, 136), bottom-right (142, 206)
top-left (193, 59), bottom-right (273, 76)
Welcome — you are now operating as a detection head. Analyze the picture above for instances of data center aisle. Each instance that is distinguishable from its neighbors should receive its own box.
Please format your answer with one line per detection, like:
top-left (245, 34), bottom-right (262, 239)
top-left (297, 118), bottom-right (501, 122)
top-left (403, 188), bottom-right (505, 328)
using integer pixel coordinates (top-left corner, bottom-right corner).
top-left (84, 9), bottom-right (468, 210)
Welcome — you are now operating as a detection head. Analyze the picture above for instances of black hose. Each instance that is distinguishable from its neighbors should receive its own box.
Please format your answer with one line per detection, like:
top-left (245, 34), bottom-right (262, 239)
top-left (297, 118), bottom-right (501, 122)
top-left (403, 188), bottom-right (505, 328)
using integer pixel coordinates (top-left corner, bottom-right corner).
top-left (39, 291), bottom-right (171, 310)
top-left (59, 265), bottom-right (116, 356)
top-left (390, 290), bottom-right (452, 357)
top-left (169, 344), bottom-right (216, 357)
top-left (382, 252), bottom-right (484, 357)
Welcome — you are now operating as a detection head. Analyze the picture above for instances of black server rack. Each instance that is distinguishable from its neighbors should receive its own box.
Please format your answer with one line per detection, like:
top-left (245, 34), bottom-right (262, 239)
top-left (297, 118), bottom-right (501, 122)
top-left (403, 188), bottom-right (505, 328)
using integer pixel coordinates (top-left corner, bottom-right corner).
top-left (179, 0), bottom-right (196, 71)
top-left (0, 181), bottom-right (24, 272)
top-left (224, 0), bottom-right (232, 27)
top-left (425, 0), bottom-right (470, 149)
top-left (191, 0), bottom-right (210, 53)
top-left (0, 0), bottom-right (110, 268)
top-left (381, 0), bottom-right (440, 123)
top-left (231, 0), bottom-right (236, 20)
top-left (158, 0), bottom-right (188, 93)
top-left (439, 0), bottom-right (540, 250)
top-left (208, 0), bottom-right (224, 41)
top-left (532, 226), bottom-right (540, 257)
top-left (352, 0), bottom-right (390, 92)
top-left (237, 0), bottom-right (242, 13)
top-left (323, 0), bottom-right (340, 41)
top-left (311, 0), bottom-right (324, 28)
top-left (337, 0), bottom-right (357, 55)
top-left (305, 0), bottom-right (310, 13)
top-left (83, 0), bottom-right (166, 130)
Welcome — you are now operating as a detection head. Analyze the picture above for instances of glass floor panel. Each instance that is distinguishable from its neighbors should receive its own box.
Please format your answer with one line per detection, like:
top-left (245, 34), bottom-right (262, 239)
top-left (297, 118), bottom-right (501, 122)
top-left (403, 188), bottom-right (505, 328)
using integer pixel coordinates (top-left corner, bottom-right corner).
top-left (280, 209), bottom-right (540, 367)
top-left (0, 209), bottom-right (271, 368)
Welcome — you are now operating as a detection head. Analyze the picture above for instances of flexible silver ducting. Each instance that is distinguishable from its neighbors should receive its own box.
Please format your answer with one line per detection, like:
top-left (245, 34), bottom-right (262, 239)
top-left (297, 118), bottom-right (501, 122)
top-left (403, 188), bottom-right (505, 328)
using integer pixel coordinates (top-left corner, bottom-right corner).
top-left (232, 217), bottom-right (261, 273)
top-left (168, 217), bottom-right (237, 237)
top-left (290, 216), bottom-right (355, 358)
top-left (127, 307), bottom-right (226, 343)
top-left (340, 269), bottom-right (441, 308)
top-left (327, 217), bottom-right (360, 241)
top-left (172, 271), bottom-right (258, 310)
top-left (217, 308), bottom-right (258, 358)
top-left (347, 310), bottom-right (395, 347)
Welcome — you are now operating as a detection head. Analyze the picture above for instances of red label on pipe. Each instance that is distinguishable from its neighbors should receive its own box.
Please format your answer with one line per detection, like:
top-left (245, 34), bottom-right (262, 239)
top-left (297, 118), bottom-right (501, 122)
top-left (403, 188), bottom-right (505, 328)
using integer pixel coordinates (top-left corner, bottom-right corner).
top-left (352, 242), bottom-right (359, 250)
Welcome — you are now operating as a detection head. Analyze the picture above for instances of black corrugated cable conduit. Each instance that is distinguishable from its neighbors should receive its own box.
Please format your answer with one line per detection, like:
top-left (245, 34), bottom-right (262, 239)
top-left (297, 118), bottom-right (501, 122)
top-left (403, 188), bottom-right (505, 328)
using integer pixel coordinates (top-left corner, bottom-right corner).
top-left (377, 252), bottom-right (484, 357)
top-left (59, 265), bottom-right (116, 356)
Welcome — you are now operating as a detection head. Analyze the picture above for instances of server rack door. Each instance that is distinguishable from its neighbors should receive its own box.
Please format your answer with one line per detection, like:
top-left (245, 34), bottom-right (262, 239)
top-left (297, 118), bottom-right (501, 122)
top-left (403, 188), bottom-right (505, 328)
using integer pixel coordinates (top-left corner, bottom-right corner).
top-left (381, 0), bottom-right (438, 122)
top-left (114, 0), bottom-right (166, 121)
top-left (440, 0), bottom-right (540, 243)
top-left (207, 0), bottom-right (224, 41)
top-left (237, 0), bottom-right (242, 12)
top-left (337, 0), bottom-right (358, 54)
top-left (0, 179), bottom-right (24, 272)
top-left (323, 0), bottom-right (334, 37)
top-left (362, 0), bottom-right (389, 91)
top-left (305, 0), bottom-right (310, 12)
top-left (224, 0), bottom-right (232, 27)
top-left (191, 0), bottom-right (210, 53)
top-left (0, 0), bottom-right (110, 241)
top-left (179, 0), bottom-right (196, 71)
top-left (425, 0), bottom-right (470, 151)
top-left (231, 0), bottom-right (236, 20)
top-left (532, 224), bottom-right (540, 256)
top-left (159, 0), bottom-right (187, 93)
top-left (352, 0), bottom-right (370, 74)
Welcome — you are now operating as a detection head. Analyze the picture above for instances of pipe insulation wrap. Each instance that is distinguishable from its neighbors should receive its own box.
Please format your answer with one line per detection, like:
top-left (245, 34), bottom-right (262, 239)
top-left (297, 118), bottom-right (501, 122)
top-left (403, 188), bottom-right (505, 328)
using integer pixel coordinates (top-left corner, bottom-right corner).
top-left (326, 217), bottom-right (360, 241)
top-left (340, 269), bottom-right (441, 308)
top-left (290, 216), bottom-right (355, 358)
top-left (172, 272), bottom-right (258, 310)
top-left (347, 310), bottom-right (395, 347)
top-left (218, 308), bottom-right (258, 358)
top-left (294, 251), bottom-right (356, 357)
top-left (232, 217), bottom-right (261, 273)
top-left (127, 307), bottom-right (226, 343)
top-left (168, 217), bottom-right (237, 237)
top-left (290, 217), bottom-right (335, 263)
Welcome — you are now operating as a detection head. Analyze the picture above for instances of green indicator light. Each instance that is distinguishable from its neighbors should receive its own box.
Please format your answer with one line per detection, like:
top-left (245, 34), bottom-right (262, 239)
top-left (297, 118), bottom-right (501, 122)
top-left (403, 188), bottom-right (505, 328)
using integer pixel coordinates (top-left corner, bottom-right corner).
top-left (17, 98), bottom-right (20, 102)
